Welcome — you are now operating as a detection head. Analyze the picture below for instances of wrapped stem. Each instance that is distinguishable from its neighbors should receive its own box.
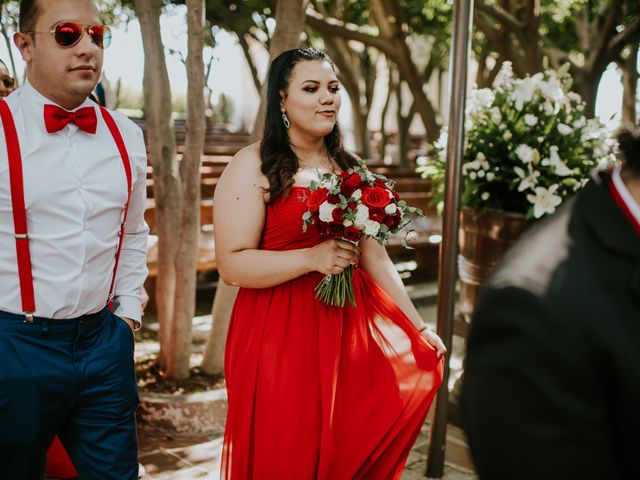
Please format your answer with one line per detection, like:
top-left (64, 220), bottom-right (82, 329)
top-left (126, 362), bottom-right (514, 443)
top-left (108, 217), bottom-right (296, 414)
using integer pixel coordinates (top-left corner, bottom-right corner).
top-left (314, 264), bottom-right (356, 308)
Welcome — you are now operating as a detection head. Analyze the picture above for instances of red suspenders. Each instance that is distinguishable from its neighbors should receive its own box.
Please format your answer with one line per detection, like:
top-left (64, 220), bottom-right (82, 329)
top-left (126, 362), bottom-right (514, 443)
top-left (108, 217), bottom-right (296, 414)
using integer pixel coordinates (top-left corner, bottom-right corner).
top-left (0, 99), bottom-right (132, 321)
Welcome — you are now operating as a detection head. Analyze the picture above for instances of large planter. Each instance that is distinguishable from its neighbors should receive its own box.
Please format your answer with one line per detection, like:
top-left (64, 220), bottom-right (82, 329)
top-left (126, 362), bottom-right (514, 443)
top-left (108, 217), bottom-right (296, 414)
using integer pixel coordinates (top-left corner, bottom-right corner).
top-left (458, 207), bottom-right (531, 323)
top-left (137, 387), bottom-right (227, 438)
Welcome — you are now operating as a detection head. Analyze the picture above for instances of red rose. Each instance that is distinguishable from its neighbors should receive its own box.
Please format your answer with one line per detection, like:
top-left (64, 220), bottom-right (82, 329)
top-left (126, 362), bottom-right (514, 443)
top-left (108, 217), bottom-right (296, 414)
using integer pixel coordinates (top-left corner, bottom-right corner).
top-left (328, 223), bottom-right (343, 237)
top-left (343, 226), bottom-right (361, 242)
top-left (374, 178), bottom-right (387, 189)
top-left (384, 216), bottom-right (395, 228)
top-left (307, 188), bottom-right (328, 212)
top-left (332, 207), bottom-right (344, 222)
top-left (342, 173), bottom-right (363, 196)
top-left (328, 194), bottom-right (341, 204)
top-left (362, 187), bottom-right (390, 210)
top-left (370, 210), bottom-right (385, 223)
top-left (347, 202), bottom-right (357, 211)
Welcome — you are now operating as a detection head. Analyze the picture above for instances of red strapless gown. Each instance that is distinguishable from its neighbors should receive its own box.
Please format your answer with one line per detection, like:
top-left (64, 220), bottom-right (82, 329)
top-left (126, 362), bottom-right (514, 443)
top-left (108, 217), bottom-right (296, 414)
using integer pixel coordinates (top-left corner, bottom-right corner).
top-left (221, 187), bottom-right (443, 479)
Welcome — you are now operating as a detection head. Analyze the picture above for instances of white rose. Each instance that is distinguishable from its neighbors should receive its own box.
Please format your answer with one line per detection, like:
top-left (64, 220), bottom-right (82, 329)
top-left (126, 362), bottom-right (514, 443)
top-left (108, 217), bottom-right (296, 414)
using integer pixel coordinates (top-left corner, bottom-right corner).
top-left (524, 114), bottom-right (538, 127)
top-left (319, 201), bottom-right (336, 223)
top-left (343, 219), bottom-right (353, 227)
top-left (363, 219), bottom-right (380, 236)
top-left (481, 192), bottom-right (490, 201)
top-left (384, 203), bottom-right (397, 215)
top-left (354, 204), bottom-right (370, 227)
top-left (486, 172), bottom-right (495, 181)
top-left (351, 189), bottom-right (362, 200)
top-left (469, 171), bottom-right (477, 180)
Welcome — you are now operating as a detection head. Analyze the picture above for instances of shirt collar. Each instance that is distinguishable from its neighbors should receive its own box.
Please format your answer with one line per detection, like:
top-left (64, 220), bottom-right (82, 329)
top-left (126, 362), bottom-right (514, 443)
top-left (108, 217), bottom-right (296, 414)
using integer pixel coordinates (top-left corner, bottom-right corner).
top-left (612, 166), bottom-right (640, 227)
top-left (18, 79), bottom-right (95, 117)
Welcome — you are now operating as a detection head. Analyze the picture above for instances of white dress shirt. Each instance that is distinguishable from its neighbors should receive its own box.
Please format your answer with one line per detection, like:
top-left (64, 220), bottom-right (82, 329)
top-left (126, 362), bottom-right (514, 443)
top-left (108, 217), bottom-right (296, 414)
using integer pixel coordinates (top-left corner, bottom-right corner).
top-left (612, 166), bottom-right (640, 226)
top-left (0, 81), bottom-right (148, 321)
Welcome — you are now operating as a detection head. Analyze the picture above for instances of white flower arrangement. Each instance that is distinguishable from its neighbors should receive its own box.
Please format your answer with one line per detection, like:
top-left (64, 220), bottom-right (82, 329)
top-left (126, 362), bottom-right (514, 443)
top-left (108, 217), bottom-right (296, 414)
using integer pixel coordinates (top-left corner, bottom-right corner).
top-left (419, 62), bottom-right (615, 219)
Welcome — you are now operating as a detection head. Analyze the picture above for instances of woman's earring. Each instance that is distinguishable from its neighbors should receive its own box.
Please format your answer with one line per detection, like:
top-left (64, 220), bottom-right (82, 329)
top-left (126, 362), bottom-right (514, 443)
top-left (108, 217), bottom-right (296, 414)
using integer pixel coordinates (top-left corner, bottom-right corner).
top-left (282, 112), bottom-right (291, 129)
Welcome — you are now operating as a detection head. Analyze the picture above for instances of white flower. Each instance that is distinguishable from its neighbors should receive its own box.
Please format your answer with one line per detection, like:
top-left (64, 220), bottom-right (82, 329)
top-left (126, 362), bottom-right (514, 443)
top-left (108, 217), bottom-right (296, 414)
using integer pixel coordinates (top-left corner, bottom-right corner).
top-left (486, 172), bottom-right (496, 181)
top-left (510, 77), bottom-right (536, 111)
top-left (502, 130), bottom-right (513, 141)
top-left (354, 204), bottom-right (369, 227)
top-left (477, 170), bottom-right (486, 178)
top-left (319, 201), bottom-right (336, 223)
top-left (524, 114), bottom-right (538, 127)
top-left (481, 192), bottom-right (490, 201)
top-left (363, 219), bottom-right (380, 236)
top-left (469, 171), bottom-right (477, 180)
top-left (573, 117), bottom-right (586, 129)
top-left (514, 164), bottom-right (540, 191)
top-left (526, 185), bottom-right (563, 218)
top-left (515, 144), bottom-right (535, 164)
top-left (557, 123), bottom-right (572, 136)
top-left (546, 145), bottom-right (573, 176)
top-left (343, 219), bottom-right (354, 227)
top-left (489, 107), bottom-right (502, 124)
top-left (384, 203), bottom-right (397, 215)
top-left (351, 189), bottom-right (362, 200)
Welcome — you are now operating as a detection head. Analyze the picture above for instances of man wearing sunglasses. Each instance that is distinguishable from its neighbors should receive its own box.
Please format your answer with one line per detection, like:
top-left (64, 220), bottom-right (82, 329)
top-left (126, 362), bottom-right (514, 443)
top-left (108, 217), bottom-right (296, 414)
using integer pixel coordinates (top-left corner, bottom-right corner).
top-left (0, 1), bottom-right (148, 479)
top-left (0, 59), bottom-right (16, 97)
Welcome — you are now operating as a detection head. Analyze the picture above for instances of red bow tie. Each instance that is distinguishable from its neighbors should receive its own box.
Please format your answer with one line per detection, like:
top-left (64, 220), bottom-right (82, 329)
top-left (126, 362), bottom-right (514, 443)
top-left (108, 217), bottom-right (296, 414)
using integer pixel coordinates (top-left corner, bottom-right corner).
top-left (44, 104), bottom-right (97, 134)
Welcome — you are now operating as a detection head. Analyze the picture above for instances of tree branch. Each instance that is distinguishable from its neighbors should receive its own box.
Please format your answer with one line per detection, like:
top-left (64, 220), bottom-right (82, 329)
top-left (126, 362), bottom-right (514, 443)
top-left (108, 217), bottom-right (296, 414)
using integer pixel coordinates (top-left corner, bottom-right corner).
top-left (305, 9), bottom-right (391, 55)
top-left (474, 0), bottom-right (524, 34)
top-left (587, 0), bottom-right (622, 74)
top-left (606, 18), bottom-right (640, 62)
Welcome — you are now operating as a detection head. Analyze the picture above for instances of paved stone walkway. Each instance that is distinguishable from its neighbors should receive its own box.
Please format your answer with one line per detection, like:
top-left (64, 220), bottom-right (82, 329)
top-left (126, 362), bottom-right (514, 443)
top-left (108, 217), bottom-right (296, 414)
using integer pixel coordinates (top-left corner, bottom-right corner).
top-left (136, 280), bottom-right (477, 479)
top-left (138, 421), bottom-right (476, 480)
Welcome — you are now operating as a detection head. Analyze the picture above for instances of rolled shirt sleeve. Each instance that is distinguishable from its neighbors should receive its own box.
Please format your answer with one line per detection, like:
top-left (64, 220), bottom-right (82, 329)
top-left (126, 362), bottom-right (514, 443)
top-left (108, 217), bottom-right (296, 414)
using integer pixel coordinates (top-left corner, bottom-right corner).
top-left (111, 117), bottom-right (149, 322)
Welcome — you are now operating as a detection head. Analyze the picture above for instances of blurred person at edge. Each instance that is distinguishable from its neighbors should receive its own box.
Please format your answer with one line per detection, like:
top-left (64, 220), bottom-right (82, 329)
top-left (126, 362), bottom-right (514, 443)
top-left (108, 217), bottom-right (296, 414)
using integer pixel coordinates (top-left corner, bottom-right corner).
top-left (0, 58), bottom-right (16, 97)
top-left (0, 0), bottom-right (148, 479)
top-left (461, 126), bottom-right (640, 479)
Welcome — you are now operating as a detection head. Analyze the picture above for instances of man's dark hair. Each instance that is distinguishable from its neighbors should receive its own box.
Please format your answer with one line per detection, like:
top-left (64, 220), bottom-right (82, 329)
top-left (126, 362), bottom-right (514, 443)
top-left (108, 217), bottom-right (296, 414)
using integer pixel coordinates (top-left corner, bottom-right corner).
top-left (618, 127), bottom-right (640, 174)
top-left (19, 0), bottom-right (41, 33)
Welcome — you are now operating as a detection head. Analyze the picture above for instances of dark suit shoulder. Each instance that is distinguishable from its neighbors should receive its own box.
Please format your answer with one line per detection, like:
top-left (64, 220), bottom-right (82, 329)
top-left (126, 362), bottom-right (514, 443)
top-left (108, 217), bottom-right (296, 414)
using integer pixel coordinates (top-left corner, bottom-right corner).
top-left (488, 197), bottom-right (576, 297)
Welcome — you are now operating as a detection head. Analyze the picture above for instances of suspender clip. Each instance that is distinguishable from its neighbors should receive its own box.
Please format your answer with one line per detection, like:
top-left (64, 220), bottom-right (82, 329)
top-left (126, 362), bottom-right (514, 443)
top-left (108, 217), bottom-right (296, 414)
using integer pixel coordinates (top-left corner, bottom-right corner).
top-left (15, 233), bottom-right (29, 240)
top-left (24, 312), bottom-right (34, 323)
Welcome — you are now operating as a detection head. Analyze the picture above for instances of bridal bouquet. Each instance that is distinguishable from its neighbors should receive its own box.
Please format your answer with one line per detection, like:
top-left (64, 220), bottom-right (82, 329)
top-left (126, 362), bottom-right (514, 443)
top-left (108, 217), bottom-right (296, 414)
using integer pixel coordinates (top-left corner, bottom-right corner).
top-left (302, 161), bottom-right (421, 307)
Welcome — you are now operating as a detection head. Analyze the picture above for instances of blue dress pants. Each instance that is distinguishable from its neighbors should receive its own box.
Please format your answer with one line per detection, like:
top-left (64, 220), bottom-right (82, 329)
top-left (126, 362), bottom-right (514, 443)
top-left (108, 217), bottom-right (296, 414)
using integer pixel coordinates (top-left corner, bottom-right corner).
top-left (0, 307), bottom-right (139, 480)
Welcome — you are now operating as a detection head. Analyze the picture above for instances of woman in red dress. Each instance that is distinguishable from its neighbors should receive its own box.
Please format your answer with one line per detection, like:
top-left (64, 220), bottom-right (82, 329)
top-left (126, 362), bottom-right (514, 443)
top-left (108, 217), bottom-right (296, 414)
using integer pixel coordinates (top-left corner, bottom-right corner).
top-left (214, 48), bottom-right (445, 480)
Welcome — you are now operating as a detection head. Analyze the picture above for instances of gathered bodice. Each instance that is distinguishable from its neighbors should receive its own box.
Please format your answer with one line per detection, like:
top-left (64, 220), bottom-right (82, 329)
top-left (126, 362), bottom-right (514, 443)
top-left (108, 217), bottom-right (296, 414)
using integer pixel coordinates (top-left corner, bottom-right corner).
top-left (259, 186), bottom-right (321, 251)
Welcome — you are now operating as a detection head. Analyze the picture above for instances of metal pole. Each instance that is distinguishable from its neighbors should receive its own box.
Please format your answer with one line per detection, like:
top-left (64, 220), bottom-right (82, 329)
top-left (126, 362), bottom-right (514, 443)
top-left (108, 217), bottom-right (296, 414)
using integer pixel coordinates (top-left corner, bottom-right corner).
top-left (426, 0), bottom-right (473, 477)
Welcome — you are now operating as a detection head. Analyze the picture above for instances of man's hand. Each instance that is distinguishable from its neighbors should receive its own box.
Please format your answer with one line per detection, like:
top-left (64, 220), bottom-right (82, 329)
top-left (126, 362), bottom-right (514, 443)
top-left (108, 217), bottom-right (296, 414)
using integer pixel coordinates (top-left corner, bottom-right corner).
top-left (121, 316), bottom-right (135, 333)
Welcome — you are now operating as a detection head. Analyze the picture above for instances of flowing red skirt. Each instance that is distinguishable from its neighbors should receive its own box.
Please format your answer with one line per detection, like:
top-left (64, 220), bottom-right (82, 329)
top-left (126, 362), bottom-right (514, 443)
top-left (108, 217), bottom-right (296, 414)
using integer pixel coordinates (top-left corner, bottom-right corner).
top-left (221, 268), bottom-right (443, 479)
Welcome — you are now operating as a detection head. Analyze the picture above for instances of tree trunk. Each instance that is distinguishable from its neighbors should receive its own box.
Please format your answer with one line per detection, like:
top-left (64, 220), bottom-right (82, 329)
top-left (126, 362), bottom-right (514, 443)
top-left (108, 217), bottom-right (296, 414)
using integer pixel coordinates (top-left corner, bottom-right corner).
top-left (620, 43), bottom-right (639, 128)
top-left (135, 0), bottom-right (181, 369)
top-left (324, 36), bottom-right (372, 158)
top-left (251, 0), bottom-right (310, 141)
top-left (572, 67), bottom-right (602, 118)
top-left (238, 32), bottom-right (262, 95)
top-left (165, 0), bottom-right (206, 380)
top-left (201, 279), bottom-right (239, 375)
top-left (368, 0), bottom-right (439, 142)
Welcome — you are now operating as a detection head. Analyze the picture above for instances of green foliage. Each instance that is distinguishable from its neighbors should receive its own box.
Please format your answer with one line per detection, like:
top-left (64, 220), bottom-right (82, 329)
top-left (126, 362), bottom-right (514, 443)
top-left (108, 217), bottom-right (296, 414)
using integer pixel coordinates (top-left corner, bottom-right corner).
top-left (214, 92), bottom-right (235, 124)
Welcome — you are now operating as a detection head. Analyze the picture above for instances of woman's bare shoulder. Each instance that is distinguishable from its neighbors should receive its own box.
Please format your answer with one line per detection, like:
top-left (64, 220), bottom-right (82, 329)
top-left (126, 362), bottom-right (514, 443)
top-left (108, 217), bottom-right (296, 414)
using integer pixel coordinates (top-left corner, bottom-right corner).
top-left (221, 142), bottom-right (268, 190)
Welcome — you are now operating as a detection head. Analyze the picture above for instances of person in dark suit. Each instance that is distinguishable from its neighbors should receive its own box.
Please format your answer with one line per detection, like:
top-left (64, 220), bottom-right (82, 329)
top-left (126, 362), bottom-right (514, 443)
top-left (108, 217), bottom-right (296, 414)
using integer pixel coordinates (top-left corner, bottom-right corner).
top-left (460, 127), bottom-right (640, 480)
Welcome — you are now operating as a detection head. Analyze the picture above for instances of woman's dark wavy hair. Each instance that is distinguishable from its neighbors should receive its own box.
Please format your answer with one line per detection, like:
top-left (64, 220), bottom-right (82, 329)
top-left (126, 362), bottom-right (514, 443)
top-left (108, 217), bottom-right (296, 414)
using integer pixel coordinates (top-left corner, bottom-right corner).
top-left (260, 47), bottom-right (359, 202)
top-left (618, 126), bottom-right (640, 175)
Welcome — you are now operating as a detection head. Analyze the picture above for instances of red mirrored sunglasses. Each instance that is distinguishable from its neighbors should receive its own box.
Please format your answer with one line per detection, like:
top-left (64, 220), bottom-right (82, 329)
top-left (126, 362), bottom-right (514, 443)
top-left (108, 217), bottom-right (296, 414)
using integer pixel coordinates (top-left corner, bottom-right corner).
top-left (29, 22), bottom-right (112, 49)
